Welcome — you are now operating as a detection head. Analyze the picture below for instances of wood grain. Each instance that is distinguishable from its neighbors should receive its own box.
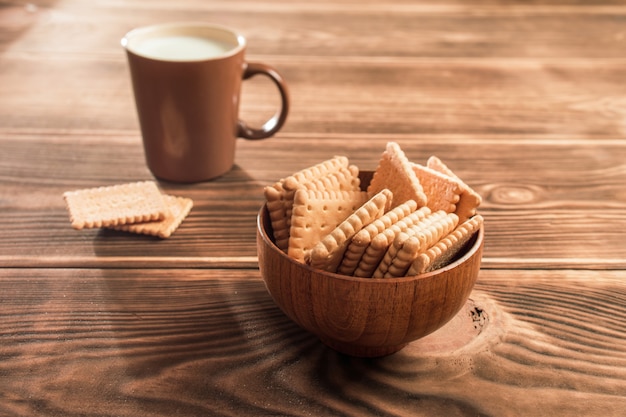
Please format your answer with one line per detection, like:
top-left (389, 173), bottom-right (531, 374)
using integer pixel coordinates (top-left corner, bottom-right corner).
top-left (2, 53), bottom-right (626, 137)
top-left (5, 1), bottom-right (626, 59)
top-left (2, 1), bottom-right (626, 136)
top-left (1, 135), bottom-right (625, 268)
top-left (0, 268), bottom-right (624, 416)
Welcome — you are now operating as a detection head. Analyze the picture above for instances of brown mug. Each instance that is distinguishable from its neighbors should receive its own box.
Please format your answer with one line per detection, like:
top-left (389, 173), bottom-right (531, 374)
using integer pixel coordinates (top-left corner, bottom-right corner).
top-left (122, 22), bottom-right (289, 182)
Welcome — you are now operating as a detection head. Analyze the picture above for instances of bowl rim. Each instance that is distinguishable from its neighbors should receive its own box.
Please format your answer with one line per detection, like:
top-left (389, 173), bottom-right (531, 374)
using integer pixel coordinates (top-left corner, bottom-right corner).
top-left (257, 204), bottom-right (484, 283)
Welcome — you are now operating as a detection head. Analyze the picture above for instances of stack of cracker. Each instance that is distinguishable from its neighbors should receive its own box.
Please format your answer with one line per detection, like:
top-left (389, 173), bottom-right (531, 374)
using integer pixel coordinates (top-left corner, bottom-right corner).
top-left (63, 181), bottom-right (192, 239)
top-left (263, 142), bottom-right (483, 277)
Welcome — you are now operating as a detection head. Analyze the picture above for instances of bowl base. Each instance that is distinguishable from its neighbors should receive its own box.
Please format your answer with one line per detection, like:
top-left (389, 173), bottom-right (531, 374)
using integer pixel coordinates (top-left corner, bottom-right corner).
top-left (319, 337), bottom-right (408, 358)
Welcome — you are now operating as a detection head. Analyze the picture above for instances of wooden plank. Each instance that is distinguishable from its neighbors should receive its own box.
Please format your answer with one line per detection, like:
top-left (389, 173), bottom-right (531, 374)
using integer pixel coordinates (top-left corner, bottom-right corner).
top-left (3, 1), bottom-right (626, 59)
top-left (1, 53), bottom-right (626, 136)
top-left (0, 268), bottom-right (624, 416)
top-left (1, 136), bottom-right (625, 268)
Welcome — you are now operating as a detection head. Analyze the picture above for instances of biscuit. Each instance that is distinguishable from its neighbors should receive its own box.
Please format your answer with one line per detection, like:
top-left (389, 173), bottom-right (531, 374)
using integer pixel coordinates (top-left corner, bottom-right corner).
top-left (426, 155), bottom-right (482, 223)
top-left (337, 199), bottom-right (417, 276)
top-left (283, 156), bottom-right (351, 192)
top-left (63, 181), bottom-right (167, 230)
top-left (111, 195), bottom-right (193, 239)
top-left (425, 155), bottom-right (456, 178)
top-left (264, 156), bottom-right (352, 251)
top-left (352, 206), bottom-right (431, 278)
top-left (263, 180), bottom-right (291, 250)
top-left (309, 189), bottom-right (392, 272)
top-left (262, 148), bottom-right (484, 278)
top-left (411, 163), bottom-right (461, 213)
top-left (408, 215), bottom-right (483, 275)
top-left (286, 164), bottom-right (360, 193)
top-left (367, 142), bottom-right (427, 208)
top-left (283, 160), bottom-right (358, 235)
top-left (455, 187), bottom-right (482, 223)
top-left (373, 211), bottom-right (458, 278)
top-left (287, 189), bottom-right (369, 262)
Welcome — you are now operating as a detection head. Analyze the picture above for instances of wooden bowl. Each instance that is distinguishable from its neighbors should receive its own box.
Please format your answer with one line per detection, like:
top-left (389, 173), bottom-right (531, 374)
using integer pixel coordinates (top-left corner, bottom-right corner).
top-left (256, 200), bottom-right (484, 358)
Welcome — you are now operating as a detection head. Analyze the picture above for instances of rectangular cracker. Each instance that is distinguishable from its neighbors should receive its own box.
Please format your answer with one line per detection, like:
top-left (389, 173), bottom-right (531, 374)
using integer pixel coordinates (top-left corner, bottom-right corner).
top-left (408, 215), bottom-right (484, 275)
top-left (283, 159), bottom-right (358, 239)
top-left (374, 211), bottom-right (459, 278)
top-left (426, 155), bottom-right (482, 223)
top-left (111, 195), bottom-right (193, 239)
top-left (309, 189), bottom-right (392, 272)
top-left (412, 163), bottom-right (461, 213)
top-left (287, 165), bottom-right (360, 193)
top-left (283, 156), bottom-right (351, 192)
top-left (287, 189), bottom-right (368, 262)
top-left (367, 142), bottom-right (427, 208)
top-left (263, 179), bottom-right (291, 251)
top-left (352, 206), bottom-right (431, 278)
top-left (63, 181), bottom-right (167, 230)
top-left (337, 199), bottom-right (417, 276)
top-left (263, 156), bottom-right (352, 251)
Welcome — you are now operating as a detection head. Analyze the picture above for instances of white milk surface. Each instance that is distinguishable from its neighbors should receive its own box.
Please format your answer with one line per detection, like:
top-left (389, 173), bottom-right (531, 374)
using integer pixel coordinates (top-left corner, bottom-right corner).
top-left (133, 36), bottom-right (234, 60)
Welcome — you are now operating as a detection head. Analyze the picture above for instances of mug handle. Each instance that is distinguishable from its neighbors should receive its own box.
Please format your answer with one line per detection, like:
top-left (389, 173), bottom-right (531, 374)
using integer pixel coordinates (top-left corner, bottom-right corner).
top-left (237, 62), bottom-right (290, 140)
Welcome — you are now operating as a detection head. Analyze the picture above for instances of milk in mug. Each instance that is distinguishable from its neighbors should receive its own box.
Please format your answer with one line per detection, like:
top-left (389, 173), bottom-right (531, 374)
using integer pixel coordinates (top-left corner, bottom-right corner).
top-left (128, 35), bottom-right (235, 61)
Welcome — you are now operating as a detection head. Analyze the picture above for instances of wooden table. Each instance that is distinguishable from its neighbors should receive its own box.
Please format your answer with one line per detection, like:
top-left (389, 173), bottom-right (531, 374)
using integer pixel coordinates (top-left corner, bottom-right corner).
top-left (2, 1), bottom-right (625, 415)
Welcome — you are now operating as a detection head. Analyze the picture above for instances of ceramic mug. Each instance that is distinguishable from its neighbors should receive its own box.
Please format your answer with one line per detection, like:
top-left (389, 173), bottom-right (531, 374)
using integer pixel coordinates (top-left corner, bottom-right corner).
top-left (122, 22), bottom-right (289, 182)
